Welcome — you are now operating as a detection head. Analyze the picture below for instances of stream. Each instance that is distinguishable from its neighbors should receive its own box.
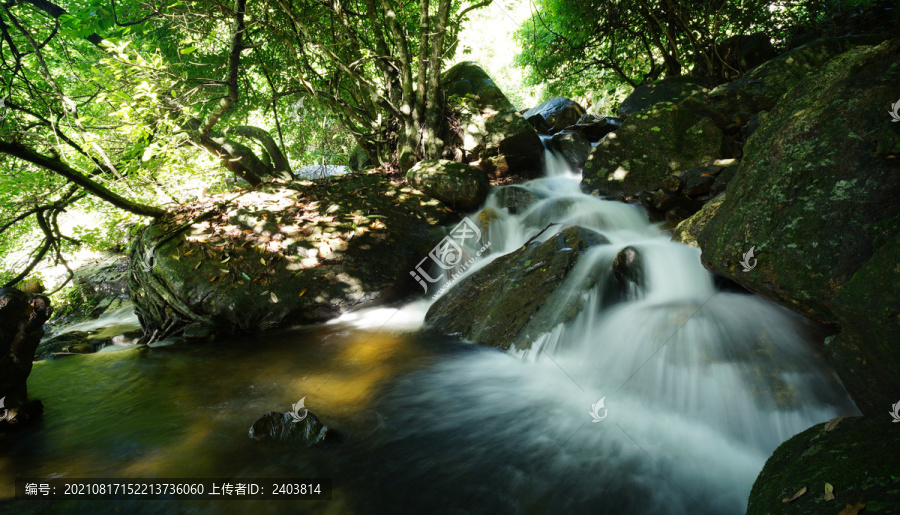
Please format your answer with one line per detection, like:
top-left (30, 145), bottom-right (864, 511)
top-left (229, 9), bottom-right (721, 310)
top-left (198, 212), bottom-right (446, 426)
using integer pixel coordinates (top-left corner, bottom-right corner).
top-left (0, 147), bottom-right (859, 514)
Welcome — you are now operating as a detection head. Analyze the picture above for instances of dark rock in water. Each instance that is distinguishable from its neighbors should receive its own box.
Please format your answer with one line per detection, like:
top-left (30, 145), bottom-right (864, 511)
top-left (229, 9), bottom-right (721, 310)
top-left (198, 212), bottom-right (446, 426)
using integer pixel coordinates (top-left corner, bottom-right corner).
top-left (747, 414), bottom-right (899, 515)
top-left (0, 400), bottom-right (44, 431)
top-left (548, 131), bottom-right (592, 173)
top-left (617, 76), bottom-right (712, 118)
top-left (35, 331), bottom-right (106, 360)
top-left (523, 97), bottom-right (586, 134)
top-left (612, 246), bottom-right (643, 298)
top-left (565, 115), bottom-right (622, 142)
top-left (249, 411), bottom-right (328, 446)
top-left (441, 62), bottom-right (543, 180)
top-left (494, 186), bottom-right (541, 215)
top-left (130, 174), bottom-right (455, 343)
top-left (698, 40), bottom-right (900, 415)
top-left (707, 36), bottom-right (881, 119)
top-left (691, 32), bottom-right (777, 82)
top-left (581, 102), bottom-right (729, 196)
top-left (425, 226), bottom-right (610, 350)
top-left (407, 160), bottom-right (489, 211)
top-left (0, 288), bottom-right (51, 431)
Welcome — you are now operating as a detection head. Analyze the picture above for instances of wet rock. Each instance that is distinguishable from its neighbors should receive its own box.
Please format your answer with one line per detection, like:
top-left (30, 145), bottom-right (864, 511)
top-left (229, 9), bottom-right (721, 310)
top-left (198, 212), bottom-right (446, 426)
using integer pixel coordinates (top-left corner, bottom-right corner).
top-left (523, 97), bottom-right (586, 134)
top-left (494, 186), bottom-right (541, 215)
top-left (130, 174), bottom-right (454, 343)
top-left (548, 131), bottom-right (592, 173)
top-left (678, 167), bottom-right (719, 196)
top-left (698, 40), bottom-right (900, 414)
top-left (0, 287), bottom-right (51, 431)
top-left (442, 62), bottom-right (543, 180)
top-left (747, 414), bottom-right (899, 515)
top-left (425, 226), bottom-right (610, 350)
top-left (612, 246), bottom-right (643, 298)
top-left (35, 331), bottom-right (105, 360)
top-left (565, 115), bottom-right (623, 142)
top-left (407, 160), bottom-right (489, 211)
top-left (48, 253), bottom-right (131, 332)
top-left (581, 102), bottom-right (730, 196)
top-left (249, 411), bottom-right (328, 446)
top-left (525, 114), bottom-right (551, 134)
top-left (618, 76), bottom-right (712, 118)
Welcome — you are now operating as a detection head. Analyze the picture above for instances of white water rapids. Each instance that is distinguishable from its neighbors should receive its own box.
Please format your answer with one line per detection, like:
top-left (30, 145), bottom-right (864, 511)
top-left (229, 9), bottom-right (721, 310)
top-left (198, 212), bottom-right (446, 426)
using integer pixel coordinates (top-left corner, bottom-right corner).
top-left (342, 144), bottom-right (860, 514)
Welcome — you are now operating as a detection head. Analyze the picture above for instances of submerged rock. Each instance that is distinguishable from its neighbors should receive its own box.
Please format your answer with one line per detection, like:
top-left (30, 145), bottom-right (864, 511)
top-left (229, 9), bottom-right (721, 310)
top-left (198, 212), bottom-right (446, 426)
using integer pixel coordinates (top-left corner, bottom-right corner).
top-left (249, 410), bottom-right (328, 446)
top-left (129, 174), bottom-right (454, 342)
top-left (522, 97), bottom-right (586, 134)
top-left (0, 287), bottom-right (51, 431)
top-left (424, 226), bottom-right (610, 350)
top-left (698, 40), bottom-right (900, 415)
top-left (612, 246), bottom-right (643, 298)
top-left (406, 160), bottom-right (489, 211)
top-left (442, 62), bottom-right (543, 180)
top-left (747, 414), bottom-right (900, 515)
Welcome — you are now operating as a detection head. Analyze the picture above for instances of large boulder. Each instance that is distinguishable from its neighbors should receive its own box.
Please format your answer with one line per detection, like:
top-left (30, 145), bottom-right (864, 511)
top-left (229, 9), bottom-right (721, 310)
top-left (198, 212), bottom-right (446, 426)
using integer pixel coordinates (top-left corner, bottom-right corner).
top-left (708, 36), bottom-right (881, 119)
top-left (522, 97), bottom-right (586, 134)
top-left (566, 114), bottom-right (623, 142)
top-left (424, 226), bottom-right (610, 350)
top-left (129, 174), bottom-right (455, 342)
top-left (671, 193), bottom-right (727, 247)
top-left (442, 62), bottom-right (543, 180)
top-left (548, 131), bottom-right (592, 173)
top-left (697, 40), bottom-right (900, 415)
top-left (406, 160), bottom-right (489, 211)
top-left (747, 414), bottom-right (900, 515)
top-left (0, 287), bottom-right (51, 430)
top-left (581, 102), bottom-right (730, 195)
top-left (617, 76), bottom-right (712, 117)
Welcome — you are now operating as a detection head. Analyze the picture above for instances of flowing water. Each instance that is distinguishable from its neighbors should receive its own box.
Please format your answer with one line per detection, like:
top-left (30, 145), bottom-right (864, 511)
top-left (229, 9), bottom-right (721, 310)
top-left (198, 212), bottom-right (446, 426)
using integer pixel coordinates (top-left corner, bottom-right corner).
top-left (0, 147), bottom-right (859, 514)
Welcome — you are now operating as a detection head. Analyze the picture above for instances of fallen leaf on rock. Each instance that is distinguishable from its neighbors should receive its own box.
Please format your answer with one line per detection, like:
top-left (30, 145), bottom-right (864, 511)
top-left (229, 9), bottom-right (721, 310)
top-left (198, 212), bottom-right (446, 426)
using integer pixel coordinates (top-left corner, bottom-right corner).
top-left (824, 417), bottom-right (844, 432)
top-left (824, 483), bottom-right (835, 501)
top-left (783, 486), bottom-right (807, 503)
top-left (838, 501), bottom-right (865, 515)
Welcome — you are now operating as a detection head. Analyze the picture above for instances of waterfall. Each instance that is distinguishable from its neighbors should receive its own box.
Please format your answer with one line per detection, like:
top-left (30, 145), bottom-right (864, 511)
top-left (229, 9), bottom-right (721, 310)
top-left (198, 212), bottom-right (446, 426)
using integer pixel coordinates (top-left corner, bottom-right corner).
top-left (368, 143), bottom-right (859, 514)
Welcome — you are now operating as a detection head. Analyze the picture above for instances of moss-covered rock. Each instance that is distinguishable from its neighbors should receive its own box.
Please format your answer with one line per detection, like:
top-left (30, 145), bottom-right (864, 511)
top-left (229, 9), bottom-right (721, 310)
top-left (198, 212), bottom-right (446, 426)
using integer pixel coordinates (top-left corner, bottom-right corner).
top-left (747, 414), bottom-right (900, 515)
top-left (406, 160), bottom-right (489, 211)
top-left (129, 174), bottom-right (455, 342)
top-left (618, 76), bottom-right (712, 117)
top-left (581, 102), bottom-right (729, 195)
top-left (671, 193), bottom-right (727, 247)
top-left (424, 226), bottom-right (610, 350)
top-left (698, 40), bottom-right (900, 414)
top-left (708, 36), bottom-right (881, 119)
top-left (441, 62), bottom-right (543, 180)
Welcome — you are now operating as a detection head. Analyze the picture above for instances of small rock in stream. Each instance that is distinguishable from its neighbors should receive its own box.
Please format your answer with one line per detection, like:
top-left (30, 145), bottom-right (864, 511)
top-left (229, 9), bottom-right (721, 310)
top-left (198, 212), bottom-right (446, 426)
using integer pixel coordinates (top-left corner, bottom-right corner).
top-left (249, 411), bottom-right (329, 446)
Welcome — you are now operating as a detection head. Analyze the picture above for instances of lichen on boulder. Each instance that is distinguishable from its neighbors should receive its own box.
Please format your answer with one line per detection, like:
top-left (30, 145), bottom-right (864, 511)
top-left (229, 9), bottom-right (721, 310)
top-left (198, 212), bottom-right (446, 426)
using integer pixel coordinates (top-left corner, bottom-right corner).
top-left (406, 160), bottom-right (489, 211)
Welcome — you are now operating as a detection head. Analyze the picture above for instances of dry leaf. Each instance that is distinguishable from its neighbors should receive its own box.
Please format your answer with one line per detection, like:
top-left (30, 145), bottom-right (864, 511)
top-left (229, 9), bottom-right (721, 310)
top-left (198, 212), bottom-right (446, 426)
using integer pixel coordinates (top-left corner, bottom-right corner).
top-left (824, 483), bottom-right (834, 501)
top-left (824, 417), bottom-right (844, 432)
top-left (221, 255), bottom-right (231, 263)
top-left (782, 486), bottom-right (807, 503)
top-left (299, 288), bottom-right (307, 297)
top-left (838, 501), bottom-right (865, 515)
top-left (270, 292), bottom-right (278, 303)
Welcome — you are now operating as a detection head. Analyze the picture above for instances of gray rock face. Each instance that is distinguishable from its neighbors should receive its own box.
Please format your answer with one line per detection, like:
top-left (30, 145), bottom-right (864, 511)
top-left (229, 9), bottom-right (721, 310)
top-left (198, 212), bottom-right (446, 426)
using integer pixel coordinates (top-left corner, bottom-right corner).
top-left (523, 97), bottom-right (586, 134)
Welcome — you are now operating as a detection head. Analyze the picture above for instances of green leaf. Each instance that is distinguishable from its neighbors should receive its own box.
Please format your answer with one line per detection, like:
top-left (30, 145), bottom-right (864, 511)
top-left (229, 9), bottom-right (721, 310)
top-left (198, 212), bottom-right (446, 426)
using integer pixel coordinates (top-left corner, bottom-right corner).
top-left (180, 46), bottom-right (198, 55)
